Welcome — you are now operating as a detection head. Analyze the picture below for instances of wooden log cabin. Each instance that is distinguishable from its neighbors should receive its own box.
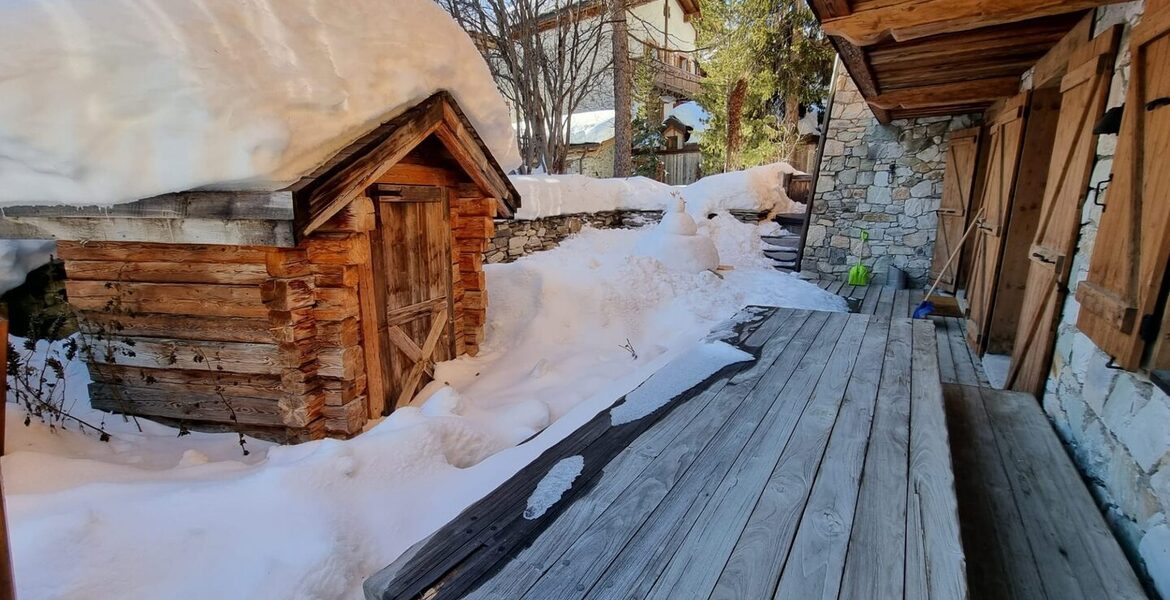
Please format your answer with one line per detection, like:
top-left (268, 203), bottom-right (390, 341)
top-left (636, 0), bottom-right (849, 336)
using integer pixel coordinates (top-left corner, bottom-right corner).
top-left (0, 92), bottom-right (519, 442)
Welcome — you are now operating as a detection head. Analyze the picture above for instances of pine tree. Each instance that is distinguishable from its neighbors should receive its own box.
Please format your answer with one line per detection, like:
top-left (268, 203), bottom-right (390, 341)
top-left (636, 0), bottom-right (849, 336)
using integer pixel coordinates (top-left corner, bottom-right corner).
top-left (695, 0), bottom-right (833, 174)
top-left (631, 55), bottom-right (666, 178)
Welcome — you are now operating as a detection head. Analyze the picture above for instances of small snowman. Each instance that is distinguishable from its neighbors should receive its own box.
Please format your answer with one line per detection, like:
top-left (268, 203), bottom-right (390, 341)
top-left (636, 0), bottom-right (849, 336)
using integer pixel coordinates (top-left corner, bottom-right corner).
top-left (633, 192), bottom-right (720, 273)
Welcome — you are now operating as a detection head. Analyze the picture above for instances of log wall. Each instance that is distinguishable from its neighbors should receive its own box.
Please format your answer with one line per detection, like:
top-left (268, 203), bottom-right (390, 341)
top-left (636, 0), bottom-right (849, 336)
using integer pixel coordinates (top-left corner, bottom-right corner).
top-left (58, 192), bottom-right (494, 442)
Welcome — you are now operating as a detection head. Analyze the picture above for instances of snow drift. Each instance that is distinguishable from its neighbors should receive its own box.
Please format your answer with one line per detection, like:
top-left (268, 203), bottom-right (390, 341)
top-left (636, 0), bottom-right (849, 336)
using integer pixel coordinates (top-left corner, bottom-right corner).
top-left (0, 0), bottom-right (519, 207)
top-left (511, 162), bottom-right (804, 220)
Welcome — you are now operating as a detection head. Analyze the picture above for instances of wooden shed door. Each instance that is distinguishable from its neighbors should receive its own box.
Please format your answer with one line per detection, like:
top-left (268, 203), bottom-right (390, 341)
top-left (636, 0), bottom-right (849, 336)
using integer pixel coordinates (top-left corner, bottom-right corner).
top-left (966, 94), bottom-right (1028, 353)
top-left (1007, 30), bottom-right (1120, 395)
top-left (370, 185), bottom-right (456, 408)
top-left (930, 127), bottom-right (981, 292)
top-left (1076, 10), bottom-right (1170, 370)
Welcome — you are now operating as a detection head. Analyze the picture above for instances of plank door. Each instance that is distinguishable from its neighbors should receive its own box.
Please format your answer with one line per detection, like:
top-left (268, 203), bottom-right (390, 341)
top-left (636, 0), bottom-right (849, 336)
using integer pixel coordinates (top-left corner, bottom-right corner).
top-left (965, 93), bottom-right (1029, 353)
top-left (1007, 29), bottom-right (1121, 396)
top-left (1076, 8), bottom-right (1170, 371)
top-left (930, 127), bottom-right (981, 293)
top-left (370, 185), bottom-right (456, 409)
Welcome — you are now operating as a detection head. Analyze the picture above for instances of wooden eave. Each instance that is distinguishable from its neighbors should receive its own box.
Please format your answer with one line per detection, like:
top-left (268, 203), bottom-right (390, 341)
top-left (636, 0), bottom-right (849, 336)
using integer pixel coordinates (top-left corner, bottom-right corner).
top-left (806, 0), bottom-right (1119, 123)
top-left (292, 91), bottom-right (519, 236)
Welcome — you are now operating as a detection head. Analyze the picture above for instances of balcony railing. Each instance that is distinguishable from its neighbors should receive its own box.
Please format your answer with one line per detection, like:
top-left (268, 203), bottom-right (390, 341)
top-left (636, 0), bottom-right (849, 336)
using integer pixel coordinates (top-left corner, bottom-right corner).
top-left (653, 61), bottom-right (702, 99)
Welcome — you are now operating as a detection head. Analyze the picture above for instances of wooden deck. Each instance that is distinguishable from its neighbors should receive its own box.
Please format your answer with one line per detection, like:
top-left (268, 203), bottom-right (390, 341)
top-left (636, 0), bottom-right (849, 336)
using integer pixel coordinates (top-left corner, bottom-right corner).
top-left (366, 307), bottom-right (966, 600)
top-left (815, 281), bottom-right (991, 388)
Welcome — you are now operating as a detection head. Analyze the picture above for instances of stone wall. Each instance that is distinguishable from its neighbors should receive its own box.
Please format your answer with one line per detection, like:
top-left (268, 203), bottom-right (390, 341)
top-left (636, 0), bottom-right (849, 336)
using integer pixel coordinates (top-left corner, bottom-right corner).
top-left (487, 208), bottom-right (770, 264)
top-left (803, 69), bottom-right (977, 287)
top-left (486, 210), bottom-right (662, 264)
top-left (1039, 3), bottom-right (1170, 596)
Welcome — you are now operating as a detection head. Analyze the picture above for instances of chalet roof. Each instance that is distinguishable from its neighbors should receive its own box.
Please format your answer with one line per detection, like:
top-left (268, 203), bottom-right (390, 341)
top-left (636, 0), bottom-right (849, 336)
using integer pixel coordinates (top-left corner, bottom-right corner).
top-left (806, 0), bottom-right (1116, 122)
top-left (0, 92), bottom-right (520, 247)
top-left (536, 0), bottom-right (700, 32)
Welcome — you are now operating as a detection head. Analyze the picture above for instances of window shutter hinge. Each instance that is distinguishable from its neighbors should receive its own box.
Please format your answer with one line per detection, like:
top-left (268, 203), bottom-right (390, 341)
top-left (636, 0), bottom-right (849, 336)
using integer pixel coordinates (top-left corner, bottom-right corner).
top-left (1140, 313), bottom-right (1160, 342)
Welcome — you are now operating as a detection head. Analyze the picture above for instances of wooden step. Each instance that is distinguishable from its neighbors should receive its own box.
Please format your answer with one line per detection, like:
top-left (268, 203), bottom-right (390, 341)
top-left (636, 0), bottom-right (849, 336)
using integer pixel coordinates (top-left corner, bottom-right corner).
top-left (943, 384), bottom-right (1148, 600)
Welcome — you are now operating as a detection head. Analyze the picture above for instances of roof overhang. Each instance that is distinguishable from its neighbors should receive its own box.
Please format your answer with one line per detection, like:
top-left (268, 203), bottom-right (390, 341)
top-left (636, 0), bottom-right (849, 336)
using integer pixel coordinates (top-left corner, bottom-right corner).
top-left (806, 0), bottom-right (1125, 123)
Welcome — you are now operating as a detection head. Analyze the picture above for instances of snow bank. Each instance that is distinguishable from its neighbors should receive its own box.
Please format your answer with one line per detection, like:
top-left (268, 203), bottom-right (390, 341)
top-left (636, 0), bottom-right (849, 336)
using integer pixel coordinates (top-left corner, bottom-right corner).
top-left (0, 240), bottom-right (55, 294)
top-left (511, 162), bottom-right (804, 220)
top-left (0, 0), bottom-right (519, 207)
top-left (3, 216), bottom-right (844, 599)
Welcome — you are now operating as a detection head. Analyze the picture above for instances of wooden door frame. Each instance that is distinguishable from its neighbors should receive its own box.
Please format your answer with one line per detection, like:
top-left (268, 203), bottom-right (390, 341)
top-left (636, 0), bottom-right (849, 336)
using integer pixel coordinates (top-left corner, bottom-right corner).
top-left (368, 184), bottom-right (457, 410)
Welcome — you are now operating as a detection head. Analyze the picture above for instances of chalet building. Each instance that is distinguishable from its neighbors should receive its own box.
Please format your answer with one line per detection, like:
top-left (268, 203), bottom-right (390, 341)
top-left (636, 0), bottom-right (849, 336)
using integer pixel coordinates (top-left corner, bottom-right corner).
top-left (537, 0), bottom-right (703, 112)
top-left (0, 92), bottom-right (519, 442)
top-left (801, 0), bottom-right (1170, 586)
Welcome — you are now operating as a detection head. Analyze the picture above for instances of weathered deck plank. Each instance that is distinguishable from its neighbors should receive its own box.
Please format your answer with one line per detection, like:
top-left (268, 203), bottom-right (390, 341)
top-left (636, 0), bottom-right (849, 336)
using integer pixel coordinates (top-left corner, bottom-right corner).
top-left (747, 316), bottom-right (890, 600)
top-left (905, 320), bottom-right (966, 600)
top-left (838, 317), bottom-right (914, 600)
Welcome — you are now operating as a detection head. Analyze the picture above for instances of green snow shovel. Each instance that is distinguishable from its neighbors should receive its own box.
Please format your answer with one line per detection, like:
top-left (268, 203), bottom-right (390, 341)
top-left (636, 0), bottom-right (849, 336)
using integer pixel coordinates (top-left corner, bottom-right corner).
top-left (847, 230), bottom-right (871, 286)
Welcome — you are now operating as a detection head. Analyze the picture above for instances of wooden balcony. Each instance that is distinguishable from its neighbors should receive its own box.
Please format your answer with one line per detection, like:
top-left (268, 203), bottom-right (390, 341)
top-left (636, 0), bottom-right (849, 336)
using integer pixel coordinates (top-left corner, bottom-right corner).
top-left (653, 60), bottom-right (702, 99)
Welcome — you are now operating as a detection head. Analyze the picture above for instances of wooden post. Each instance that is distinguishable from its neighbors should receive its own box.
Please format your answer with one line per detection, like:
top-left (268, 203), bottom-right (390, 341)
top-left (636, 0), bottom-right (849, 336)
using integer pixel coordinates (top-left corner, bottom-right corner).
top-left (0, 306), bottom-right (17, 599)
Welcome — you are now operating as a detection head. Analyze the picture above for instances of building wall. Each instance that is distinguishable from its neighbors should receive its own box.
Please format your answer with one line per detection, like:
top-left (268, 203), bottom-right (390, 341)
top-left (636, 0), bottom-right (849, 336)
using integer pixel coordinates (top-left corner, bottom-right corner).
top-left (1037, 3), bottom-right (1170, 595)
top-left (568, 139), bottom-right (616, 178)
top-left (577, 0), bottom-right (699, 112)
top-left (56, 194), bottom-right (495, 443)
top-left (803, 69), bottom-right (976, 286)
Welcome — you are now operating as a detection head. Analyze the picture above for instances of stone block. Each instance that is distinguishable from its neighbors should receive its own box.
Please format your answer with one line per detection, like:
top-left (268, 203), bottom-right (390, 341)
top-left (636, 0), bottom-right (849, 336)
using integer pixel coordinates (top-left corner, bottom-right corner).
top-left (1083, 357), bottom-right (1120, 416)
top-left (1117, 385), bottom-right (1170, 471)
top-left (910, 180), bottom-right (934, 198)
top-left (1139, 520), bottom-right (1170, 599)
top-left (866, 186), bottom-right (892, 203)
top-left (903, 231), bottom-right (929, 246)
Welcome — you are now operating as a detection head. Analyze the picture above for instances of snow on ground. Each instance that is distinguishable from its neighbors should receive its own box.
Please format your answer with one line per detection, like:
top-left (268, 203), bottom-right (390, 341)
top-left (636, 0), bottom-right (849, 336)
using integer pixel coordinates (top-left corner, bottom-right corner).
top-left (512, 162), bottom-right (804, 220)
top-left (0, 0), bottom-right (518, 207)
top-left (523, 455), bottom-right (584, 520)
top-left (3, 214), bottom-right (843, 600)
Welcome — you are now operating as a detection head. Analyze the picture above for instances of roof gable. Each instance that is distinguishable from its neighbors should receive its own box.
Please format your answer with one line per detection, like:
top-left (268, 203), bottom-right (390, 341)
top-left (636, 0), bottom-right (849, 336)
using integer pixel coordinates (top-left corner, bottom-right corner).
top-left (293, 91), bottom-right (519, 236)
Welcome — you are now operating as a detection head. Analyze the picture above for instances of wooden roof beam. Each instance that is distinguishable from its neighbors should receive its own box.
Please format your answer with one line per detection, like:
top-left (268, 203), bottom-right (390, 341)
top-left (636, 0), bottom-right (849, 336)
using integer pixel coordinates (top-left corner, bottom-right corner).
top-left (822, 0), bottom-right (1128, 46)
top-left (868, 76), bottom-right (1022, 110)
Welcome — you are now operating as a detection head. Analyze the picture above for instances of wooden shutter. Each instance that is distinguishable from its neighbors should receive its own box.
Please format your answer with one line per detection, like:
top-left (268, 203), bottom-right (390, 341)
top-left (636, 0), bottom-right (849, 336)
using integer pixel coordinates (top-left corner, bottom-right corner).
top-left (966, 93), bottom-right (1029, 353)
top-left (930, 127), bottom-right (981, 292)
top-left (1007, 28), bottom-right (1122, 395)
top-left (1075, 8), bottom-right (1170, 371)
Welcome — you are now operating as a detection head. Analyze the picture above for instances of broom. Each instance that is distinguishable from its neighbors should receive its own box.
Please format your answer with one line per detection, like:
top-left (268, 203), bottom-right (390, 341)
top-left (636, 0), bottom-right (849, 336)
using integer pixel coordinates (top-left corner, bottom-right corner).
top-left (913, 204), bottom-right (987, 319)
top-left (847, 230), bottom-right (871, 286)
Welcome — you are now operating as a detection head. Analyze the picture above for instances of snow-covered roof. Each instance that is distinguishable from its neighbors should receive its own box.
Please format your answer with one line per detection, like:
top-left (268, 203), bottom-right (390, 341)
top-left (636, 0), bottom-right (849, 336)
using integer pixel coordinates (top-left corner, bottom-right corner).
top-left (0, 0), bottom-right (520, 208)
top-left (567, 110), bottom-right (617, 145)
top-left (664, 102), bottom-right (709, 144)
top-left (566, 101), bottom-right (710, 146)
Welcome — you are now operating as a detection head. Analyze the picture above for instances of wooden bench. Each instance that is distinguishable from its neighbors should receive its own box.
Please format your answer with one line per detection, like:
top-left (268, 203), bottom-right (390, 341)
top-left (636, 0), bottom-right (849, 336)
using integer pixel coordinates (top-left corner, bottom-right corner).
top-left (943, 384), bottom-right (1149, 599)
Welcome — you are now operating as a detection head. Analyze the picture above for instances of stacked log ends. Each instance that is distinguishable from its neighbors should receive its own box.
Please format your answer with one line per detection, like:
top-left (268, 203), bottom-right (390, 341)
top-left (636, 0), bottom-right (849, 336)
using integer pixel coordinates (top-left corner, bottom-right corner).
top-left (452, 197), bottom-right (493, 355)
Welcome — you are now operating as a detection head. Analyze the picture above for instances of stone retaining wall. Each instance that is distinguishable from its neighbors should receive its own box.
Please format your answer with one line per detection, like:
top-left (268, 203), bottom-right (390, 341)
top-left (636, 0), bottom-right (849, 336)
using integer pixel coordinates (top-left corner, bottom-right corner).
top-left (487, 209), bottom-right (771, 264)
top-left (486, 210), bottom-right (663, 264)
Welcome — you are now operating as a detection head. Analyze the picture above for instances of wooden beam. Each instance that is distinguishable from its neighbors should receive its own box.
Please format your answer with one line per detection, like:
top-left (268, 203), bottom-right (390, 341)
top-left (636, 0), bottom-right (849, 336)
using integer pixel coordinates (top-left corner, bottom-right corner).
top-left (828, 38), bottom-right (893, 123)
top-left (822, 0), bottom-right (1125, 46)
top-left (1032, 13), bottom-right (1094, 89)
top-left (869, 77), bottom-right (1022, 110)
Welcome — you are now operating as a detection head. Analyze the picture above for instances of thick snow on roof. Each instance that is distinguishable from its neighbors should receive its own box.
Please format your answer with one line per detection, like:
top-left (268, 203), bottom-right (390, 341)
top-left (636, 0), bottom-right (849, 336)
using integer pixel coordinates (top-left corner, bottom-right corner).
top-left (664, 101), bottom-right (710, 143)
top-left (0, 0), bottom-right (520, 207)
top-left (568, 110), bottom-right (617, 145)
